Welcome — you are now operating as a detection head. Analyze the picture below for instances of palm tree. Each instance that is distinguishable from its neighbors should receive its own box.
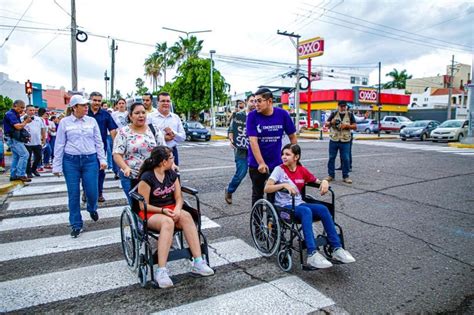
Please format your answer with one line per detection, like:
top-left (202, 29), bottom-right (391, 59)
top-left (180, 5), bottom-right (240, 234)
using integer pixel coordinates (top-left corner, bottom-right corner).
top-left (169, 35), bottom-right (204, 67)
top-left (144, 52), bottom-right (162, 92)
top-left (383, 68), bottom-right (413, 89)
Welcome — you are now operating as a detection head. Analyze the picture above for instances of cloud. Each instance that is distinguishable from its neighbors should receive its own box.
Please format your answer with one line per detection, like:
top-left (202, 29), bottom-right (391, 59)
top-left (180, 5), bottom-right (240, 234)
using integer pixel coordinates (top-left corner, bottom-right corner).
top-left (0, 0), bottom-right (472, 97)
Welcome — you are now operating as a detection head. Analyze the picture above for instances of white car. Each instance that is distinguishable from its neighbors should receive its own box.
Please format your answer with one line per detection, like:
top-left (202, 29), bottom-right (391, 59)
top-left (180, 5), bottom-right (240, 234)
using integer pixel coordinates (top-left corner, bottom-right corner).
top-left (430, 119), bottom-right (469, 142)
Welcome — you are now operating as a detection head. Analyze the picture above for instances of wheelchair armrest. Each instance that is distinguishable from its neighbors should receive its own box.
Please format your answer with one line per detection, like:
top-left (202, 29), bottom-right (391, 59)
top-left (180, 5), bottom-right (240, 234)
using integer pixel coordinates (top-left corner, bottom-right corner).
top-left (306, 182), bottom-right (320, 189)
top-left (181, 186), bottom-right (198, 196)
top-left (129, 191), bottom-right (145, 202)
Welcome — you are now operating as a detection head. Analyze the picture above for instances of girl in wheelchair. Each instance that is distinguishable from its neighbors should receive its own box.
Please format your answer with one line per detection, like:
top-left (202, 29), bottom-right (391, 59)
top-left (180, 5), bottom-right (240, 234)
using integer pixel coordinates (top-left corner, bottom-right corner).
top-left (264, 143), bottom-right (355, 269)
top-left (137, 146), bottom-right (214, 288)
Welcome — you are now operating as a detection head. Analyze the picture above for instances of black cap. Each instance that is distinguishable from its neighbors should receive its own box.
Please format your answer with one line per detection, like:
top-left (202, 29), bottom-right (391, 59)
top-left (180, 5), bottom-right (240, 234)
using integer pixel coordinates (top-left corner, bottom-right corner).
top-left (338, 101), bottom-right (348, 107)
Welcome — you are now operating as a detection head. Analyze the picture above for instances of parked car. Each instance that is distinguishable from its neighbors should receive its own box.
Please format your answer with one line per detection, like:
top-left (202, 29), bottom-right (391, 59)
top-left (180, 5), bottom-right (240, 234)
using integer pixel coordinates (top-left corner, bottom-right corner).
top-left (356, 119), bottom-right (379, 134)
top-left (380, 116), bottom-right (412, 133)
top-left (430, 119), bottom-right (469, 142)
top-left (298, 115), bottom-right (319, 129)
top-left (400, 120), bottom-right (440, 141)
top-left (183, 121), bottom-right (211, 141)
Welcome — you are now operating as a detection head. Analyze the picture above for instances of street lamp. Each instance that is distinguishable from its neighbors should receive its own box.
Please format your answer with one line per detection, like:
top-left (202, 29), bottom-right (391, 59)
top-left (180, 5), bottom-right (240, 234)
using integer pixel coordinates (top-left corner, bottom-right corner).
top-left (104, 70), bottom-right (110, 101)
top-left (162, 27), bottom-right (212, 39)
top-left (210, 50), bottom-right (216, 133)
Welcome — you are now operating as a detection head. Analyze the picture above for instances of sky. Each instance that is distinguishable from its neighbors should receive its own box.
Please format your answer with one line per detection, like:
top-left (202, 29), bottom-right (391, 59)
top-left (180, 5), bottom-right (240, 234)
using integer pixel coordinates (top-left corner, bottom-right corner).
top-left (0, 0), bottom-right (472, 98)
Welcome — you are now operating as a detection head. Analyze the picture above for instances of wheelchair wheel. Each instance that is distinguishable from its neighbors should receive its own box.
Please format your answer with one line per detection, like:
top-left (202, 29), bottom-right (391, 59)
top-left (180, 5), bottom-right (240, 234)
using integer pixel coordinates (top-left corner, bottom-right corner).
top-left (138, 263), bottom-right (148, 288)
top-left (120, 207), bottom-right (139, 271)
top-left (250, 199), bottom-right (281, 257)
top-left (277, 249), bottom-right (292, 272)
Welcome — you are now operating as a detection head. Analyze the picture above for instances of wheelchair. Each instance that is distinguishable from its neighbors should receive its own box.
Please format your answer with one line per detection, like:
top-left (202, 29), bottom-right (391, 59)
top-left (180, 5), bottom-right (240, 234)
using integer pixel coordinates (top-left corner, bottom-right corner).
top-left (250, 182), bottom-right (344, 272)
top-left (120, 184), bottom-right (210, 288)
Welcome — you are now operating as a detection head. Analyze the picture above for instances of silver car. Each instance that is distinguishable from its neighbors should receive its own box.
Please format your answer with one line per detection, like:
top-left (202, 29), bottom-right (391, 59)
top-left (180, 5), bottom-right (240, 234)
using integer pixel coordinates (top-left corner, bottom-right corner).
top-left (430, 119), bottom-right (468, 142)
top-left (356, 119), bottom-right (379, 134)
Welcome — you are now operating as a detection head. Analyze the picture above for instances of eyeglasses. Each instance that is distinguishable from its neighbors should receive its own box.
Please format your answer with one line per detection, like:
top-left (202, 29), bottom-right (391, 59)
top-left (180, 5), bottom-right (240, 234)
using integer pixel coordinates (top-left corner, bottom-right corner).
top-left (255, 98), bottom-right (268, 104)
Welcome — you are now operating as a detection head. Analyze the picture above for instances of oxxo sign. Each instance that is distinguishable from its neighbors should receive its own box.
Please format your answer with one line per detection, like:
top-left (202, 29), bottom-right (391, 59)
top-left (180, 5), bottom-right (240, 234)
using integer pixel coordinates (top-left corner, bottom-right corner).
top-left (358, 88), bottom-right (378, 104)
top-left (298, 37), bottom-right (324, 60)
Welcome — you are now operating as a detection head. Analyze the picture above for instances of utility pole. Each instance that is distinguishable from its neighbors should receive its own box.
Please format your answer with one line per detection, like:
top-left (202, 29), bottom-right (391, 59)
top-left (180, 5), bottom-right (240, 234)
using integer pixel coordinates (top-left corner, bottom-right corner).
top-left (447, 55), bottom-right (455, 120)
top-left (110, 39), bottom-right (117, 101)
top-left (378, 61), bottom-right (381, 138)
top-left (210, 50), bottom-right (216, 134)
top-left (70, 0), bottom-right (78, 91)
top-left (277, 30), bottom-right (301, 133)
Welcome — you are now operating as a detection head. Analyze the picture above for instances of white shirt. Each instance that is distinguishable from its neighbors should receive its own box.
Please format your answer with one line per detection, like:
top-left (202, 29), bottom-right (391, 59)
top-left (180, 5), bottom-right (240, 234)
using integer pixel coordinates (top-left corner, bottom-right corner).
top-left (23, 116), bottom-right (45, 146)
top-left (148, 111), bottom-right (185, 148)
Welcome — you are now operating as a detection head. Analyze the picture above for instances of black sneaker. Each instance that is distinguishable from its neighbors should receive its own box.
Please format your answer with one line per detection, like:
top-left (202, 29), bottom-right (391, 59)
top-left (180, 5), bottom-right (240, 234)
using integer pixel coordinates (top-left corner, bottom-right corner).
top-left (27, 173), bottom-right (33, 178)
top-left (32, 171), bottom-right (41, 177)
top-left (114, 173), bottom-right (120, 180)
top-left (90, 211), bottom-right (99, 222)
top-left (224, 189), bottom-right (232, 204)
top-left (70, 228), bottom-right (82, 238)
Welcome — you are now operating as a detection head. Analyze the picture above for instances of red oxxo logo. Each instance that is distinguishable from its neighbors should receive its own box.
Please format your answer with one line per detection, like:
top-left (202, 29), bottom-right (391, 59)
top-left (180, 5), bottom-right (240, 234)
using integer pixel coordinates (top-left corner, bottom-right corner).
top-left (298, 37), bottom-right (324, 59)
top-left (358, 89), bottom-right (378, 103)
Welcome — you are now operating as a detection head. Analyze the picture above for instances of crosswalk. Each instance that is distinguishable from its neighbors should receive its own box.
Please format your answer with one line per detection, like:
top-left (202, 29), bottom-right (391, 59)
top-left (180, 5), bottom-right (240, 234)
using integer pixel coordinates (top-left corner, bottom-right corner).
top-left (180, 138), bottom-right (315, 149)
top-left (358, 140), bottom-right (474, 156)
top-left (0, 171), bottom-right (342, 313)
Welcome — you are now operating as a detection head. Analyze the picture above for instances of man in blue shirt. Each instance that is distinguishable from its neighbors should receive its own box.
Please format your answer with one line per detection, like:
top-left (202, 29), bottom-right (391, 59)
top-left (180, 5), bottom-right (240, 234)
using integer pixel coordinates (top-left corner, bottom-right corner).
top-left (3, 100), bottom-right (32, 182)
top-left (86, 92), bottom-right (118, 202)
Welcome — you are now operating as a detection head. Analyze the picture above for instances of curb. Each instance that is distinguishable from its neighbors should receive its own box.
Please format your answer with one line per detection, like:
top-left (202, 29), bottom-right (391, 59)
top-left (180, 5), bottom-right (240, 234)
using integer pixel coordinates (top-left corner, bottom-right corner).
top-left (211, 135), bottom-right (227, 141)
top-left (448, 142), bottom-right (474, 149)
top-left (298, 133), bottom-right (399, 141)
top-left (0, 180), bottom-right (23, 195)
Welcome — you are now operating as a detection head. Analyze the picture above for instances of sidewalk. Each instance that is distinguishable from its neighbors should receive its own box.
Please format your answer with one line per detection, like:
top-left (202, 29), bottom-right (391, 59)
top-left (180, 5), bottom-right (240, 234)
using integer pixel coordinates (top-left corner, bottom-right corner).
top-left (0, 153), bottom-right (24, 197)
top-left (298, 131), bottom-right (398, 140)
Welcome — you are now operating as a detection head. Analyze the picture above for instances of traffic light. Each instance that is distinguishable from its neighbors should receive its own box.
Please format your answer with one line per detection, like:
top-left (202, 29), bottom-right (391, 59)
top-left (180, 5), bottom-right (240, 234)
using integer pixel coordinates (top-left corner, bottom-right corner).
top-left (25, 80), bottom-right (33, 95)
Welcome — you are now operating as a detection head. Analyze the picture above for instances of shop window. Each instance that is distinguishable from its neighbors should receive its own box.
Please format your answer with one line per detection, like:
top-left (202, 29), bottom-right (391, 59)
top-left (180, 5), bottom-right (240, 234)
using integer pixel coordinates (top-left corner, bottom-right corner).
top-left (362, 77), bottom-right (368, 85)
top-left (350, 76), bottom-right (356, 84)
top-left (413, 97), bottom-right (418, 101)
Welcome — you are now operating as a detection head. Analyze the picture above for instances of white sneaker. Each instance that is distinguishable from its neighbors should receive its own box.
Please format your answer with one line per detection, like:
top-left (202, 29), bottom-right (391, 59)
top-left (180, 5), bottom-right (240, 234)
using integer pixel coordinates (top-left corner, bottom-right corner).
top-left (154, 268), bottom-right (173, 288)
top-left (307, 251), bottom-right (333, 269)
top-left (331, 248), bottom-right (356, 264)
top-left (191, 259), bottom-right (215, 276)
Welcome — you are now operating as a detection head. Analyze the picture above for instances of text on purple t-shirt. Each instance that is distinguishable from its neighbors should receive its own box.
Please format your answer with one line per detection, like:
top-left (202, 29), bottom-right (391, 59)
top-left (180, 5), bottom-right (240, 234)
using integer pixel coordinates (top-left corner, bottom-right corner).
top-left (246, 107), bottom-right (296, 169)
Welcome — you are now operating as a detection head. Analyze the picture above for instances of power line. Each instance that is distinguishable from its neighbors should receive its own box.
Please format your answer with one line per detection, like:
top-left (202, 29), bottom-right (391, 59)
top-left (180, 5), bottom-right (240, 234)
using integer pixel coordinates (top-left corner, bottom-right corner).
top-left (314, 17), bottom-right (470, 53)
top-left (300, 2), bottom-right (472, 50)
top-left (0, 0), bottom-right (34, 48)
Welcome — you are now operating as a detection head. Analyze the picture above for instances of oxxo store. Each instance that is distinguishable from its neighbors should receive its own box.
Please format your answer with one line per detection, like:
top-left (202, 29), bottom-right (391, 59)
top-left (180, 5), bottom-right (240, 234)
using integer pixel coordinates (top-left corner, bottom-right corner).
top-left (281, 87), bottom-right (410, 124)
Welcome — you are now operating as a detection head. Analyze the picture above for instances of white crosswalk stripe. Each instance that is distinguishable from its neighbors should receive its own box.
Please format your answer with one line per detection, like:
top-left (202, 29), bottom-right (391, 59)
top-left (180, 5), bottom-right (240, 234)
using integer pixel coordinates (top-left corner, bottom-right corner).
top-left (1, 169), bottom-right (341, 313)
top-left (359, 140), bottom-right (474, 156)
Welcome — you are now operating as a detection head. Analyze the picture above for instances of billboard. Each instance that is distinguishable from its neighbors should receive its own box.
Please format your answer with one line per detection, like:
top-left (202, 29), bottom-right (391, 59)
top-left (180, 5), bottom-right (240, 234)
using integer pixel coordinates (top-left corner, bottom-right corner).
top-left (298, 37), bottom-right (324, 60)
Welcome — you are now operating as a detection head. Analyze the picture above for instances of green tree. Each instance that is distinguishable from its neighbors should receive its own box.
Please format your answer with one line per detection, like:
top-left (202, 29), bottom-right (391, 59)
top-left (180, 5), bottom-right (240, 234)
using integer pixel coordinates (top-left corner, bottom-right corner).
top-left (144, 53), bottom-right (161, 92)
top-left (169, 36), bottom-right (203, 68)
top-left (169, 57), bottom-right (229, 116)
top-left (0, 95), bottom-right (13, 119)
top-left (383, 68), bottom-right (413, 89)
top-left (135, 78), bottom-right (149, 96)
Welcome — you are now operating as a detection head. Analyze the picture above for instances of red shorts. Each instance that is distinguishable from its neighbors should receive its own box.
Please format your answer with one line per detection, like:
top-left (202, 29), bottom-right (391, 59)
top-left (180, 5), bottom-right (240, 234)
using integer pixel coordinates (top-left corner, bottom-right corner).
top-left (139, 204), bottom-right (175, 220)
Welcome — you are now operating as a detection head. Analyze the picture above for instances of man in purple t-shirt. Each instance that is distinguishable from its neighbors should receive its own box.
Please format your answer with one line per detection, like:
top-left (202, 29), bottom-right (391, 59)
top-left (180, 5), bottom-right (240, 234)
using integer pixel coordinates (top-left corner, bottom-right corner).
top-left (246, 88), bottom-right (297, 206)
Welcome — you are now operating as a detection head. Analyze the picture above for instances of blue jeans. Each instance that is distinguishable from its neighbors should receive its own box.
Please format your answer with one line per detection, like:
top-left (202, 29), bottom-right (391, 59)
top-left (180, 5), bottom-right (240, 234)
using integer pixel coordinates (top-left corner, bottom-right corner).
top-left (8, 138), bottom-right (29, 178)
top-left (63, 153), bottom-right (99, 229)
top-left (227, 151), bottom-right (248, 194)
top-left (106, 135), bottom-right (119, 174)
top-left (42, 142), bottom-right (52, 165)
top-left (49, 136), bottom-right (56, 159)
top-left (328, 140), bottom-right (350, 178)
top-left (172, 146), bottom-right (179, 166)
top-left (286, 203), bottom-right (342, 254)
top-left (119, 170), bottom-right (133, 206)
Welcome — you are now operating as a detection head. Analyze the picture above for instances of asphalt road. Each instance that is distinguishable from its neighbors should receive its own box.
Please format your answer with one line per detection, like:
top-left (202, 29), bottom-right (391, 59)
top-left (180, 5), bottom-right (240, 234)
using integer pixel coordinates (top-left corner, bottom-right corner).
top-left (1, 138), bottom-right (473, 314)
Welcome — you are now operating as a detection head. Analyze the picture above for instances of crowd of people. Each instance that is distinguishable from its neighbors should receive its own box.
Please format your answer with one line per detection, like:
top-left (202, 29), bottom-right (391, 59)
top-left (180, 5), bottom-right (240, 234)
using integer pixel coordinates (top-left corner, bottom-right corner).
top-left (3, 88), bottom-right (357, 288)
